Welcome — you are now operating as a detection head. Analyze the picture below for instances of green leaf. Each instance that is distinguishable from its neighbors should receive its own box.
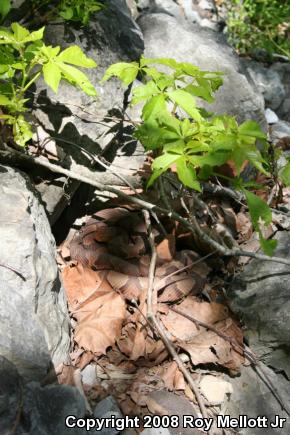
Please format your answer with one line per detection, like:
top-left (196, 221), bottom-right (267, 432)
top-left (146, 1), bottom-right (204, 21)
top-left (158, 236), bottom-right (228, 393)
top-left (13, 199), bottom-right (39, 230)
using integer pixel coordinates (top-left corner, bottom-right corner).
top-left (40, 44), bottom-right (61, 59)
top-left (131, 81), bottom-right (159, 105)
top-left (11, 115), bottom-right (33, 147)
top-left (142, 94), bottom-right (167, 123)
top-left (142, 57), bottom-right (180, 70)
top-left (167, 89), bottom-right (202, 122)
top-left (43, 62), bottom-right (61, 93)
top-left (244, 189), bottom-right (276, 255)
top-left (0, 94), bottom-right (10, 105)
top-left (185, 84), bottom-right (214, 103)
top-left (59, 7), bottom-right (74, 20)
top-left (147, 168), bottom-right (165, 188)
top-left (211, 134), bottom-right (237, 151)
top-left (101, 62), bottom-right (139, 85)
top-left (0, 28), bottom-right (14, 44)
top-left (10, 23), bottom-right (44, 43)
top-left (57, 45), bottom-right (96, 68)
top-left (259, 234), bottom-right (277, 256)
top-left (238, 120), bottom-right (266, 139)
top-left (279, 162), bottom-right (290, 186)
top-left (0, 0), bottom-right (11, 22)
top-left (185, 141), bottom-right (210, 153)
top-left (232, 146), bottom-right (247, 175)
top-left (10, 22), bottom-right (29, 41)
top-left (244, 189), bottom-right (272, 230)
top-left (188, 152), bottom-right (230, 168)
top-left (176, 158), bottom-right (201, 191)
top-left (57, 62), bottom-right (97, 96)
top-left (152, 152), bottom-right (182, 170)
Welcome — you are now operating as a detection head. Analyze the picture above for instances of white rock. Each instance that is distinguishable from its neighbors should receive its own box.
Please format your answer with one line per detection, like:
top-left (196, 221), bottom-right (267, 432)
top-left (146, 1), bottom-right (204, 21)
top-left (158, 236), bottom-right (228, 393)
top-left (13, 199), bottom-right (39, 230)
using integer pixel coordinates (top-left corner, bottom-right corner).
top-left (265, 108), bottom-right (279, 124)
top-left (200, 375), bottom-right (233, 405)
top-left (199, 0), bottom-right (214, 10)
top-left (81, 364), bottom-right (97, 386)
top-left (141, 429), bottom-right (171, 435)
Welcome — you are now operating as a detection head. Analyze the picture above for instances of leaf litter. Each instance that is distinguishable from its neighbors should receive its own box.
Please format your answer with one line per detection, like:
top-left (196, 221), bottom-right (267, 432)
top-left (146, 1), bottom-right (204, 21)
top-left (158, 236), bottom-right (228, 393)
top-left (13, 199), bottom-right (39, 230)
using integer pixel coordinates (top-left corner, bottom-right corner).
top-left (57, 202), bottom-right (252, 423)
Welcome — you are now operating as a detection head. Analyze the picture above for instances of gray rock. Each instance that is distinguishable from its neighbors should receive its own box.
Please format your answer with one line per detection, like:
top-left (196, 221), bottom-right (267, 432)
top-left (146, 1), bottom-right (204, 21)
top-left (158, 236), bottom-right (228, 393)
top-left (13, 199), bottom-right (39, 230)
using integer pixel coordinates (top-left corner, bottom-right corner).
top-left (22, 382), bottom-right (87, 435)
top-left (0, 357), bottom-right (90, 435)
top-left (30, 0), bottom-right (145, 211)
top-left (94, 396), bottom-right (123, 435)
top-left (228, 232), bottom-right (290, 373)
top-left (226, 364), bottom-right (290, 434)
top-left (154, 0), bottom-right (183, 17)
top-left (243, 60), bottom-right (290, 122)
top-left (0, 357), bottom-right (23, 435)
top-left (269, 120), bottom-right (290, 144)
top-left (35, 177), bottom-right (80, 225)
top-left (141, 429), bottom-right (171, 435)
top-left (0, 165), bottom-right (70, 381)
top-left (138, 13), bottom-right (266, 127)
top-left (265, 108), bottom-right (279, 124)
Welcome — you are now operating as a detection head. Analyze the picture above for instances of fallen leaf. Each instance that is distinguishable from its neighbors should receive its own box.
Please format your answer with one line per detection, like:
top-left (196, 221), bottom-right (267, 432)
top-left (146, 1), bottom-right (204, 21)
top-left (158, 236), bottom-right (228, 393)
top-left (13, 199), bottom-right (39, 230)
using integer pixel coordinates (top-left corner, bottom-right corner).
top-left (179, 318), bottom-right (244, 371)
top-left (161, 297), bottom-right (229, 341)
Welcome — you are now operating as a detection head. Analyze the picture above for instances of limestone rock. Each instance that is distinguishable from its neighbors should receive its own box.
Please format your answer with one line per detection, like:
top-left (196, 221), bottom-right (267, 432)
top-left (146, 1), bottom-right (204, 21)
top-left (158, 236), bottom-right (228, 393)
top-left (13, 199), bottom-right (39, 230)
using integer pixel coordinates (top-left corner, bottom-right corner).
top-left (228, 232), bottom-right (290, 374)
top-left (138, 13), bottom-right (266, 128)
top-left (0, 165), bottom-right (70, 381)
top-left (226, 364), bottom-right (290, 434)
top-left (31, 0), bottom-right (144, 186)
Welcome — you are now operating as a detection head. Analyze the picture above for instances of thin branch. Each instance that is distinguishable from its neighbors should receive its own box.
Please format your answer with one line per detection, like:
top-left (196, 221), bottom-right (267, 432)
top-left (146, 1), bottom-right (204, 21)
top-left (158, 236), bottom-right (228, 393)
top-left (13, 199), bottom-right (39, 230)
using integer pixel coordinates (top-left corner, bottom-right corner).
top-left (2, 148), bottom-right (290, 266)
top-left (143, 210), bottom-right (210, 423)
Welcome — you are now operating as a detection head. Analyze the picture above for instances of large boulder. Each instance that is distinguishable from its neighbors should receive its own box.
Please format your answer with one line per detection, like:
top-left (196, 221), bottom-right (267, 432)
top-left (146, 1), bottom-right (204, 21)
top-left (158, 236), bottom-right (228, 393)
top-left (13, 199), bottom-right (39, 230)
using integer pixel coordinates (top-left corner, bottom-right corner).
top-left (31, 0), bottom-right (145, 186)
top-left (6, 1), bottom-right (146, 223)
top-left (242, 60), bottom-right (290, 122)
top-left (137, 13), bottom-right (266, 128)
top-left (0, 357), bottom-right (88, 435)
top-left (228, 232), bottom-right (290, 379)
top-left (226, 364), bottom-right (290, 434)
top-left (0, 165), bottom-right (70, 381)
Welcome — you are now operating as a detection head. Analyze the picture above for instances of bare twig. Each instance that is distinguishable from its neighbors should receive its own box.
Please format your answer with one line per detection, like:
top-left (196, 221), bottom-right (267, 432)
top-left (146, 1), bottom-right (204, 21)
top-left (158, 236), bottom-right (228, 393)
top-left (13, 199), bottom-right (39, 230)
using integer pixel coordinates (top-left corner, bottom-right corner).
top-left (143, 210), bottom-right (210, 423)
top-left (2, 148), bottom-right (290, 266)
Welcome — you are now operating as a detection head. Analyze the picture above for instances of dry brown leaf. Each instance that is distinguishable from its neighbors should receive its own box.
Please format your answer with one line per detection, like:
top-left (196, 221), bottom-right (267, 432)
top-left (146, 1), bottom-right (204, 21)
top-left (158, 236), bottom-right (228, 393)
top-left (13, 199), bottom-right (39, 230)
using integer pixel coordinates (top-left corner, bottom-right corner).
top-left (159, 362), bottom-right (185, 392)
top-left (62, 264), bottom-right (107, 309)
top-left (236, 211), bottom-right (252, 242)
top-left (178, 318), bottom-right (244, 371)
top-left (57, 364), bottom-right (76, 386)
top-left (156, 235), bottom-right (176, 262)
top-left (74, 291), bottom-right (126, 355)
top-left (62, 264), bottom-right (127, 355)
top-left (161, 297), bottom-right (229, 341)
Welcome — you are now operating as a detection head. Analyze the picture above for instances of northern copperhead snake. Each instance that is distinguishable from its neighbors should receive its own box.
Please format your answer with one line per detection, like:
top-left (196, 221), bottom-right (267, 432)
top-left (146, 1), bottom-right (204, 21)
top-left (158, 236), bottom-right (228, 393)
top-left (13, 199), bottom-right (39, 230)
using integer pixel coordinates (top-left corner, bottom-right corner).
top-left (69, 207), bottom-right (208, 303)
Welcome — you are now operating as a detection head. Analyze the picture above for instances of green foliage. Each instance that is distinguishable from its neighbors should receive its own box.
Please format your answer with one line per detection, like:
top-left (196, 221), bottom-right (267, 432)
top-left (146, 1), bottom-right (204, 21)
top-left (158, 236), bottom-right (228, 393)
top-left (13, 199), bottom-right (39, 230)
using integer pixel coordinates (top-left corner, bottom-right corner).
top-left (0, 0), bottom-right (11, 23)
top-left (244, 189), bottom-right (277, 255)
top-left (103, 56), bottom-right (290, 256)
top-left (0, 22), bottom-right (97, 146)
top-left (30, 0), bottom-right (104, 25)
top-left (279, 162), bottom-right (290, 186)
top-left (225, 0), bottom-right (290, 58)
top-left (58, 0), bottom-right (104, 25)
